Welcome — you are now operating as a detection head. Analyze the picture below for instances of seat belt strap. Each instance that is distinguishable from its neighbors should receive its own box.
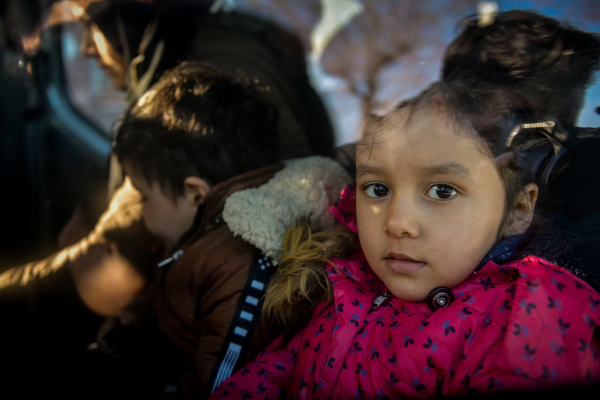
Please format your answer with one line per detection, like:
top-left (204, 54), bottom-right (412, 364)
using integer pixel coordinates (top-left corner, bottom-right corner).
top-left (207, 248), bottom-right (276, 393)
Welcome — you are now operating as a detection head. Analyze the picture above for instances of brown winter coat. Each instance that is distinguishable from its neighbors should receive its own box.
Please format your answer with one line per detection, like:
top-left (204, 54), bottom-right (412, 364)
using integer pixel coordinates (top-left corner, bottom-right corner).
top-left (0, 164), bottom-right (282, 398)
top-left (0, 157), bottom-right (349, 398)
top-left (154, 163), bottom-right (283, 397)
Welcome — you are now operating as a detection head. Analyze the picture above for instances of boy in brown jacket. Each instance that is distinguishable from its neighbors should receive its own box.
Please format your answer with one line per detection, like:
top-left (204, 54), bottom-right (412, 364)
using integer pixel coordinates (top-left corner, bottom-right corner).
top-left (0, 60), bottom-right (348, 398)
top-left (110, 61), bottom-right (283, 397)
top-left (0, 61), bottom-right (275, 397)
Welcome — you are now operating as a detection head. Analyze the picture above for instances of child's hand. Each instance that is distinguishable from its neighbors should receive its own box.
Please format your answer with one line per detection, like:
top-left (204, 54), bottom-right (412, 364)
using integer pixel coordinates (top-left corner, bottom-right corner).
top-left (69, 241), bottom-right (147, 316)
top-left (94, 316), bottom-right (124, 358)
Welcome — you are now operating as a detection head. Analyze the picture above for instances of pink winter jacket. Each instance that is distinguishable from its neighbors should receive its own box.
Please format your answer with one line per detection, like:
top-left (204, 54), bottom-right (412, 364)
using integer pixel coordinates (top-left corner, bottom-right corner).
top-left (210, 188), bottom-right (600, 399)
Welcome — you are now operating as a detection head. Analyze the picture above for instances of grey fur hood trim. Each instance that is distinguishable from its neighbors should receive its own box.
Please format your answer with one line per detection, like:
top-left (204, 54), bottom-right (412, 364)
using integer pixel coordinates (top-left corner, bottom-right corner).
top-left (223, 156), bottom-right (351, 260)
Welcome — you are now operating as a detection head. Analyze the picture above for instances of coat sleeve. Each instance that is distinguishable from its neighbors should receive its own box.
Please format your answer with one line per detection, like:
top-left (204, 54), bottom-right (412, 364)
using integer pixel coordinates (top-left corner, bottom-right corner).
top-left (0, 243), bottom-right (95, 344)
top-left (0, 178), bottom-right (160, 392)
top-left (0, 180), bottom-right (141, 389)
top-left (0, 177), bottom-right (157, 324)
top-left (465, 321), bottom-right (600, 396)
top-left (465, 258), bottom-right (600, 394)
top-left (208, 333), bottom-right (302, 399)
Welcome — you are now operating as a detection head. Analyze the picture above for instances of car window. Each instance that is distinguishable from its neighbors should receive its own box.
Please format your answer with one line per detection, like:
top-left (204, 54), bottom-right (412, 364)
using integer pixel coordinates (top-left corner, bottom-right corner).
top-left (61, 21), bottom-right (125, 136)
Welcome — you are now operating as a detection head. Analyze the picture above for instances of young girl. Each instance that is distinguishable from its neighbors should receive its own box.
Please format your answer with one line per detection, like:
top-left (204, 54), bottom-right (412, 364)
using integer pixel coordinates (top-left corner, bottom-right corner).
top-left (209, 80), bottom-right (600, 398)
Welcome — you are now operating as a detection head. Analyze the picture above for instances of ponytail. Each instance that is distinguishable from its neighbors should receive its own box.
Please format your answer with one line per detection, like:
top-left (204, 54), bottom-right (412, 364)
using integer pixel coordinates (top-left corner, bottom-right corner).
top-left (263, 216), bottom-right (357, 340)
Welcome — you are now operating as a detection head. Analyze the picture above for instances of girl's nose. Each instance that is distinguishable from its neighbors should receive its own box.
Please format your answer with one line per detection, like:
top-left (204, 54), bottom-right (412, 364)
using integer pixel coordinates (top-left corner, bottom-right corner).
top-left (385, 199), bottom-right (420, 238)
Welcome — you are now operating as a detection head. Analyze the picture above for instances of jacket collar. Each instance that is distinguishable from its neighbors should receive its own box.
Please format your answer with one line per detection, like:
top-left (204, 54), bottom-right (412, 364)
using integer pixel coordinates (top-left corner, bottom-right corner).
top-left (174, 164), bottom-right (284, 250)
top-left (223, 156), bottom-right (351, 260)
top-left (474, 232), bottom-right (532, 272)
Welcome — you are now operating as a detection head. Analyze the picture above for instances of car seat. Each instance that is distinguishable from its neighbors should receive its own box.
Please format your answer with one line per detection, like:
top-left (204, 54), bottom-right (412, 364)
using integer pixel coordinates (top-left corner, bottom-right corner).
top-left (506, 110), bottom-right (600, 270)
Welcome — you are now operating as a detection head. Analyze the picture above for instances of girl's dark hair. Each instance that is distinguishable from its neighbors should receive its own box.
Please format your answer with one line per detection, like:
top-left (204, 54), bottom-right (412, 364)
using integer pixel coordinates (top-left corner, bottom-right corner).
top-left (113, 61), bottom-right (279, 197)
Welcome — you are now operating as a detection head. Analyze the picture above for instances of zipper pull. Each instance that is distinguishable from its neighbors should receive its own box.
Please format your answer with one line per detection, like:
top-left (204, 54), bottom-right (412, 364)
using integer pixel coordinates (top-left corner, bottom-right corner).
top-left (157, 249), bottom-right (184, 268)
top-left (371, 291), bottom-right (392, 310)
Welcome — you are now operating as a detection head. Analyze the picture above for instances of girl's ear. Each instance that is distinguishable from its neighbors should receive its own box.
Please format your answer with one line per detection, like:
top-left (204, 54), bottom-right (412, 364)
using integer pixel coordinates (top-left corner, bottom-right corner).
top-left (505, 183), bottom-right (539, 236)
top-left (183, 176), bottom-right (211, 207)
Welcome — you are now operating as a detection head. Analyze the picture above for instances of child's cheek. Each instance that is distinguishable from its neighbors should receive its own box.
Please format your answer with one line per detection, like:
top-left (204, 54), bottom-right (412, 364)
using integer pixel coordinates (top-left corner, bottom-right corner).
top-left (356, 203), bottom-right (380, 259)
top-left (141, 204), bottom-right (158, 237)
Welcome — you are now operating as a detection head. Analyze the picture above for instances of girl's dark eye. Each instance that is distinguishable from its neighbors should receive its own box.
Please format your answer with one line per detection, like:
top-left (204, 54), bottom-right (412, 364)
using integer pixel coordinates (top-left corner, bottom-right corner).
top-left (365, 184), bottom-right (390, 198)
top-left (427, 184), bottom-right (457, 200)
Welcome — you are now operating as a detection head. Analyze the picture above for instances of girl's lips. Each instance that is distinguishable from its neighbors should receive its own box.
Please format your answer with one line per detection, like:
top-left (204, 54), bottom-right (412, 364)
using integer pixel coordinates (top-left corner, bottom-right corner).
top-left (385, 252), bottom-right (426, 274)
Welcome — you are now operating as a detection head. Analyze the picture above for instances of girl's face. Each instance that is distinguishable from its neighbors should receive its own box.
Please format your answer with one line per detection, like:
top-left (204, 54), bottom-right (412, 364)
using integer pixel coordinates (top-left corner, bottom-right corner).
top-left (356, 107), bottom-right (506, 301)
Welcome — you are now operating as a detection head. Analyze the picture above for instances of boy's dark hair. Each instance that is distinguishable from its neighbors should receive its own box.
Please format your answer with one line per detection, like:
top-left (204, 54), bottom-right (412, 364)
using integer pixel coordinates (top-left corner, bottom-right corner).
top-left (442, 10), bottom-right (600, 95)
top-left (113, 61), bottom-right (279, 197)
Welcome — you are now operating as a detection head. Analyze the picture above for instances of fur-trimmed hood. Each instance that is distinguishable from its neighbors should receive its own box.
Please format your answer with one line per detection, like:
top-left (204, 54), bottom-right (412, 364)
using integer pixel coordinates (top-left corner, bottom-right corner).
top-left (223, 156), bottom-right (351, 260)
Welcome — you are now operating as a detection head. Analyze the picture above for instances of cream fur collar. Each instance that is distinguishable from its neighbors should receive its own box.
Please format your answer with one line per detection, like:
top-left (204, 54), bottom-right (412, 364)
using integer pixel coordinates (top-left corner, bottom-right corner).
top-left (223, 156), bottom-right (351, 260)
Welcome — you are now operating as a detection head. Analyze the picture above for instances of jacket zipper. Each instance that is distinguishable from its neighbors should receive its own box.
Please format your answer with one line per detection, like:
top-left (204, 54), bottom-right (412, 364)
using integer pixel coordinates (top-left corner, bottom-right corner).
top-left (156, 249), bottom-right (184, 268)
top-left (370, 291), bottom-right (392, 310)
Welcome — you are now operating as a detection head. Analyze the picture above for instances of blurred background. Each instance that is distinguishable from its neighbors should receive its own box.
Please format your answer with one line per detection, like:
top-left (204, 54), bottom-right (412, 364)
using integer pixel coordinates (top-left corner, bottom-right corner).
top-left (1, 0), bottom-right (599, 268)
top-left (58, 0), bottom-right (600, 144)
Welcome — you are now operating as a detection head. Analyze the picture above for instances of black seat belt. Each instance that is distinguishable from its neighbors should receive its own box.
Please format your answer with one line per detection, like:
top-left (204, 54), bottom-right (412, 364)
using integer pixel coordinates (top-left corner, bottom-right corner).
top-left (207, 248), bottom-right (276, 393)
